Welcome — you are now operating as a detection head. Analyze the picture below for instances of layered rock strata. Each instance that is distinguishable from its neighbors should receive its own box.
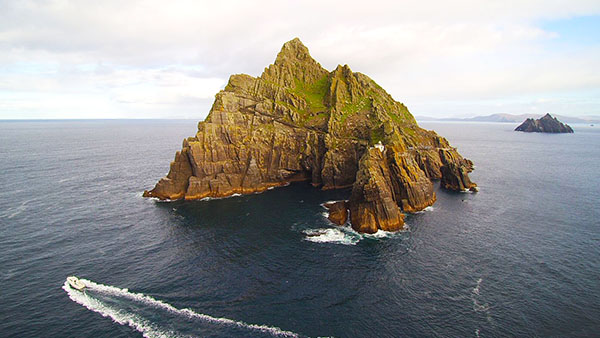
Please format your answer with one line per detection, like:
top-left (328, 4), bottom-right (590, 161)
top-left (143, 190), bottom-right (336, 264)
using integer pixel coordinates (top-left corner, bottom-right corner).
top-left (515, 113), bottom-right (574, 133)
top-left (144, 38), bottom-right (476, 233)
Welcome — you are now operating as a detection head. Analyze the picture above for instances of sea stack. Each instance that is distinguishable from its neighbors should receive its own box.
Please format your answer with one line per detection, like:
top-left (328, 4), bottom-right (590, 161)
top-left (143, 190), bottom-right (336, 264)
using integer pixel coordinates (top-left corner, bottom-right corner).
top-left (144, 38), bottom-right (477, 233)
top-left (515, 113), bottom-right (574, 133)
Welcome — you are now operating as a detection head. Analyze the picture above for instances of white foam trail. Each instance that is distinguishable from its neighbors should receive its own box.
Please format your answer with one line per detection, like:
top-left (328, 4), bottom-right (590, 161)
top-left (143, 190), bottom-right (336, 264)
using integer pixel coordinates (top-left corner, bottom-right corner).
top-left (472, 278), bottom-right (482, 296)
top-left (62, 281), bottom-right (181, 338)
top-left (63, 278), bottom-right (298, 338)
top-left (471, 278), bottom-right (491, 314)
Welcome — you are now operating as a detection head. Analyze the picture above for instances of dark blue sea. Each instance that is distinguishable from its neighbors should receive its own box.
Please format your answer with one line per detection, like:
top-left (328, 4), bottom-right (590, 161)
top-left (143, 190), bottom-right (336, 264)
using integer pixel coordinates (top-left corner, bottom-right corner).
top-left (1, 120), bottom-right (599, 337)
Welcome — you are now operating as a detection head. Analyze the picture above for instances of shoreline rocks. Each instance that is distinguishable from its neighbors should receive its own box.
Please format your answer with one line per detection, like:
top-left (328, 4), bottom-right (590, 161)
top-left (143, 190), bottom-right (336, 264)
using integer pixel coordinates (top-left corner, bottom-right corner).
top-left (323, 201), bottom-right (349, 225)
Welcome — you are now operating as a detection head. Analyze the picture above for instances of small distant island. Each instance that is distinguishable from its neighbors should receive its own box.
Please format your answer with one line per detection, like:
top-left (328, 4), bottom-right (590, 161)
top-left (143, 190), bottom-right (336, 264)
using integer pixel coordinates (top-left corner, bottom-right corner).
top-left (416, 113), bottom-right (599, 124)
top-left (144, 38), bottom-right (477, 233)
top-left (515, 113), bottom-right (574, 133)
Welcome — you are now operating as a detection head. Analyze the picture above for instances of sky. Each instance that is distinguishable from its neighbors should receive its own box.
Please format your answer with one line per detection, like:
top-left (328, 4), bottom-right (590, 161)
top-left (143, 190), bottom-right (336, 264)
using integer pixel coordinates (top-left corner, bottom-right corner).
top-left (1, 0), bottom-right (600, 119)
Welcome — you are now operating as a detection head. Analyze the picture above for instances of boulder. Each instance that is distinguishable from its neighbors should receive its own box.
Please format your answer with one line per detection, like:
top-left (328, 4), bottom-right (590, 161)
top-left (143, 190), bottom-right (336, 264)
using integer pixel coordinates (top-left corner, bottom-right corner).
top-left (323, 201), bottom-right (349, 225)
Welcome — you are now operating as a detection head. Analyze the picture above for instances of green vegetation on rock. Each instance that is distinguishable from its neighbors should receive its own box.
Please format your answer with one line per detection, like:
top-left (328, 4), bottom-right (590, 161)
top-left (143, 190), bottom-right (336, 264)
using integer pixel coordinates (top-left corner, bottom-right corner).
top-left (291, 75), bottom-right (329, 113)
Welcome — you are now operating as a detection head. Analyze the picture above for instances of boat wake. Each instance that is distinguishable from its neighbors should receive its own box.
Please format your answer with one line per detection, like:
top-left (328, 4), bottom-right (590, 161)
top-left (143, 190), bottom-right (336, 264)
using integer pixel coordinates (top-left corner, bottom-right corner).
top-left (62, 278), bottom-right (299, 338)
top-left (471, 278), bottom-right (493, 324)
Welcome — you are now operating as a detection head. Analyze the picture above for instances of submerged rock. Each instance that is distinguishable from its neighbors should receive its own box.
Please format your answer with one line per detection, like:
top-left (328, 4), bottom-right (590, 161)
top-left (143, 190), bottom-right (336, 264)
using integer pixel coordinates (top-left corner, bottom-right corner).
top-left (515, 114), bottom-right (574, 133)
top-left (144, 38), bottom-right (477, 233)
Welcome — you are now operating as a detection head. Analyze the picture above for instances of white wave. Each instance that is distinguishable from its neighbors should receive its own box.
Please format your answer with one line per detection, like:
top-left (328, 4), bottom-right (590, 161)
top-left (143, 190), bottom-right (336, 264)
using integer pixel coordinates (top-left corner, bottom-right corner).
top-left (200, 193), bottom-right (244, 201)
top-left (413, 206), bottom-right (434, 214)
top-left (303, 224), bottom-right (407, 245)
top-left (63, 278), bottom-right (298, 338)
top-left (303, 228), bottom-right (358, 245)
top-left (148, 197), bottom-right (175, 203)
top-left (363, 229), bottom-right (397, 239)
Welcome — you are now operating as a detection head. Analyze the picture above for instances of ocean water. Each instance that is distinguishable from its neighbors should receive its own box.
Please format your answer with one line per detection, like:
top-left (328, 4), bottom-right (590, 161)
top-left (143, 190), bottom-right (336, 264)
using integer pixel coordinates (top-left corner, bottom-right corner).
top-left (0, 120), bottom-right (599, 337)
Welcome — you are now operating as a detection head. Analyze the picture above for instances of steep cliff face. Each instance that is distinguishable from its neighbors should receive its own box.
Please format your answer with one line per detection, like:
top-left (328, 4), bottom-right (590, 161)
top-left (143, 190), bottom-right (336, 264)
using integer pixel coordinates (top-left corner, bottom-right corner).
top-left (144, 38), bottom-right (477, 233)
top-left (515, 113), bottom-right (574, 133)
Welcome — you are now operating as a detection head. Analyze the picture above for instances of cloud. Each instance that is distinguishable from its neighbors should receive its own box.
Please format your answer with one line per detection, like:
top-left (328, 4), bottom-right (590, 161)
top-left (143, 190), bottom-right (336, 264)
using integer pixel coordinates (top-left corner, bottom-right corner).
top-left (1, 0), bottom-right (600, 118)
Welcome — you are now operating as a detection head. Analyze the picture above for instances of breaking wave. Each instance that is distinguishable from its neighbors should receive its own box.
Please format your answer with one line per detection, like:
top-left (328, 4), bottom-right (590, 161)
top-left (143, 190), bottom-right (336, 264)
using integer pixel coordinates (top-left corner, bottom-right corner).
top-left (303, 228), bottom-right (359, 245)
top-left (303, 224), bottom-right (408, 246)
top-left (63, 278), bottom-right (299, 338)
top-left (413, 206), bottom-right (434, 214)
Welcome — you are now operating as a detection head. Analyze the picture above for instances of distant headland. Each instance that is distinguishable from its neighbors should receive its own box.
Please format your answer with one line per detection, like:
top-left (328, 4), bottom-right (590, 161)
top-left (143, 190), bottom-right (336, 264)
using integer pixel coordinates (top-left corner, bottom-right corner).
top-left (144, 38), bottom-right (476, 233)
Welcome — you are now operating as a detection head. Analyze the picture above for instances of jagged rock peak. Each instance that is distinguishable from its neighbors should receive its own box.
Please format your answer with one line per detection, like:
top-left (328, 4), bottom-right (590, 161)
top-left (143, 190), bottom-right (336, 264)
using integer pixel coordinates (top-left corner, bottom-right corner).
top-left (261, 38), bottom-right (328, 88)
top-left (275, 38), bottom-right (312, 64)
top-left (515, 113), bottom-right (574, 133)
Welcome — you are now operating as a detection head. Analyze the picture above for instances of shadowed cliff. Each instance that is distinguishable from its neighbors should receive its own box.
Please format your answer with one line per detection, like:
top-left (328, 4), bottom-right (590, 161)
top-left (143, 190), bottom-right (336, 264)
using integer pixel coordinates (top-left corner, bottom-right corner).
top-left (515, 113), bottom-right (574, 133)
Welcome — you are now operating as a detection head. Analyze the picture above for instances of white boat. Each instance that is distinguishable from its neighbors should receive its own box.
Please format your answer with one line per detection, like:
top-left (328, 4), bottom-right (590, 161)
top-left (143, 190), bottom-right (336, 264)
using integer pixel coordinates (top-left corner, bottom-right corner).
top-left (67, 276), bottom-right (86, 291)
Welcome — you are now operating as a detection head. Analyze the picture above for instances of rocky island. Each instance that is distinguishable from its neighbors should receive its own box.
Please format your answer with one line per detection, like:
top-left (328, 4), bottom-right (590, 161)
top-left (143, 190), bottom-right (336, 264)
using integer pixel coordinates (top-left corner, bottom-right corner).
top-left (515, 113), bottom-right (574, 133)
top-left (144, 38), bottom-right (477, 233)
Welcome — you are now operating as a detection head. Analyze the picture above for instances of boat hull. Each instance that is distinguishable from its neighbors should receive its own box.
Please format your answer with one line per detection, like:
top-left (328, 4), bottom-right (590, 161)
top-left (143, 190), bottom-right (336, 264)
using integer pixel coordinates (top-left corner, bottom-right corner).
top-left (67, 276), bottom-right (86, 291)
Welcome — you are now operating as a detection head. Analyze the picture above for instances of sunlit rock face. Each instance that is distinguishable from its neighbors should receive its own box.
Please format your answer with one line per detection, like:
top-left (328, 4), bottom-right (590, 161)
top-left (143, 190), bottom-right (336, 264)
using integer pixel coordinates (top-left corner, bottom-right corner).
top-left (144, 38), bottom-right (476, 233)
